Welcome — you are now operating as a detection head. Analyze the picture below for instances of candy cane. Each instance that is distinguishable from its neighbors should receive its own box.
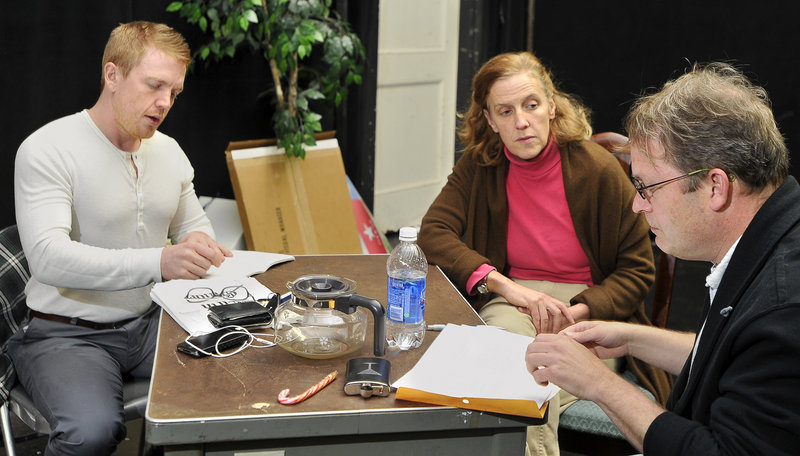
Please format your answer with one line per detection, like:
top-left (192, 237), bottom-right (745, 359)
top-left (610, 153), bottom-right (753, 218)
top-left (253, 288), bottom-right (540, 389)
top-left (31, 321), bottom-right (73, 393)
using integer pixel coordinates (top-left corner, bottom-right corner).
top-left (278, 370), bottom-right (338, 405)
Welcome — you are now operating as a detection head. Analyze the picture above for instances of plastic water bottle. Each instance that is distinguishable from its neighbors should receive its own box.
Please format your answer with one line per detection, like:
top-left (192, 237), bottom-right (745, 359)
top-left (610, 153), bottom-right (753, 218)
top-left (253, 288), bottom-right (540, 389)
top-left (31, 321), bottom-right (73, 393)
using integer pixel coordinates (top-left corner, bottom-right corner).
top-left (385, 226), bottom-right (427, 350)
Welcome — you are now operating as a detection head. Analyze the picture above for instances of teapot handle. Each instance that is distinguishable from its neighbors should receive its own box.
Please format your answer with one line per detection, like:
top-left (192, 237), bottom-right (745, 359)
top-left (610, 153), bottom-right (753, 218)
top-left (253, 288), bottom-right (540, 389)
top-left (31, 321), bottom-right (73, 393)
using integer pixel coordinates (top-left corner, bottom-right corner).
top-left (334, 295), bottom-right (386, 356)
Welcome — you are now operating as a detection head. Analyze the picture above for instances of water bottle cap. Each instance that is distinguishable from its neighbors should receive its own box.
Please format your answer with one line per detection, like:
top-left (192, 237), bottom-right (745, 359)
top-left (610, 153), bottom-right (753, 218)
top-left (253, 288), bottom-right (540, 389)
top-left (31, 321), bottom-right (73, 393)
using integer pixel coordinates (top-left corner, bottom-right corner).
top-left (398, 226), bottom-right (418, 242)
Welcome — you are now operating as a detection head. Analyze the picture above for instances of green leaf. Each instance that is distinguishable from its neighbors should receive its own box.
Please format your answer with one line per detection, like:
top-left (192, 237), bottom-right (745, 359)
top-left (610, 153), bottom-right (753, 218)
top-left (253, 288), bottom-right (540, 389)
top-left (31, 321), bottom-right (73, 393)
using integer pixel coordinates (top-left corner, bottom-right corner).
top-left (198, 16), bottom-right (208, 32)
top-left (298, 19), bottom-right (315, 36)
top-left (200, 46), bottom-right (210, 60)
top-left (207, 8), bottom-right (219, 22)
top-left (223, 16), bottom-right (233, 35)
top-left (297, 44), bottom-right (307, 59)
top-left (179, 3), bottom-right (193, 18)
top-left (327, 36), bottom-right (342, 55)
top-left (301, 88), bottom-right (324, 100)
top-left (225, 45), bottom-right (236, 58)
top-left (341, 36), bottom-right (353, 54)
top-left (329, 61), bottom-right (341, 77)
top-left (244, 9), bottom-right (258, 23)
top-left (166, 2), bottom-right (183, 13)
top-left (353, 74), bottom-right (362, 85)
top-left (238, 16), bottom-right (249, 31)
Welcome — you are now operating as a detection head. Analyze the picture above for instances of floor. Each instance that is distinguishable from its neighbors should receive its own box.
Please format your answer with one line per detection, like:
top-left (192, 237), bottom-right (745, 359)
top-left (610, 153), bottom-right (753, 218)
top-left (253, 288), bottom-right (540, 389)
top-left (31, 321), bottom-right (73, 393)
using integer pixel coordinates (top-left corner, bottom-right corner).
top-left (1, 243), bottom-right (710, 456)
top-left (1, 417), bottom-right (143, 456)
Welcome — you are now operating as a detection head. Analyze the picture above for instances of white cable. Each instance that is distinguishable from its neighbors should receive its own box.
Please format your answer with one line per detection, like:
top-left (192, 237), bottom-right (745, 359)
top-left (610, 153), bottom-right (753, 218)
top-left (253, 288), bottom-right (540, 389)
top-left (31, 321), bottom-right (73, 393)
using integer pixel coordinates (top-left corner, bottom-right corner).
top-left (183, 325), bottom-right (275, 358)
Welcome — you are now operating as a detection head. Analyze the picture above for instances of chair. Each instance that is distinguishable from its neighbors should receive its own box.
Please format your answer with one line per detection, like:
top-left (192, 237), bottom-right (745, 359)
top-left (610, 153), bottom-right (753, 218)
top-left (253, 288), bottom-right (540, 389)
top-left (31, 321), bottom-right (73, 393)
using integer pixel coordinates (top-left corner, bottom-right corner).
top-left (0, 225), bottom-right (150, 456)
top-left (557, 133), bottom-right (677, 455)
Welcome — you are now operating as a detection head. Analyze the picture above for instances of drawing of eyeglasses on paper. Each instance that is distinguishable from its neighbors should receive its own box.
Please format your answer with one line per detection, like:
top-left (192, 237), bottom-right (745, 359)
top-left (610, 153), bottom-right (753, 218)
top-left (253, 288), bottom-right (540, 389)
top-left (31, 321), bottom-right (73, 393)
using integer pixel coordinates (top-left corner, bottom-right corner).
top-left (184, 284), bottom-right (254, 306)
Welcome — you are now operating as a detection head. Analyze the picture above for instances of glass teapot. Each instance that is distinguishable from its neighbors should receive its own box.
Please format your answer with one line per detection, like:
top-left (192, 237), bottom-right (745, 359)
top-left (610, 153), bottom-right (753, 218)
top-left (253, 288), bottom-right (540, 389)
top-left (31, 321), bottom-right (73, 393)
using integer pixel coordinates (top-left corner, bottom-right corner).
top-left (273, 274), bottom-right (386, 359)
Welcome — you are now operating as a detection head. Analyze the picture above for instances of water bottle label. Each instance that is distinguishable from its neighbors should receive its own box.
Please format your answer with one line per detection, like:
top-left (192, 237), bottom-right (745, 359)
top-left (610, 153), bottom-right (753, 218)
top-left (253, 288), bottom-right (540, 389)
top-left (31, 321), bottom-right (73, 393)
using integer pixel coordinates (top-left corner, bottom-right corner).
top-left (386, 276), bottom-right (426, 324)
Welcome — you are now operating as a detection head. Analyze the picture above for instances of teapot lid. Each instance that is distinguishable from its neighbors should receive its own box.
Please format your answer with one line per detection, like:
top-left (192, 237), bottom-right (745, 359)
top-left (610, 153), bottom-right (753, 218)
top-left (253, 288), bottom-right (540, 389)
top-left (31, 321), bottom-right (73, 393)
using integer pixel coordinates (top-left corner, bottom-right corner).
top-left (287, 274), bottom-right (356, 300)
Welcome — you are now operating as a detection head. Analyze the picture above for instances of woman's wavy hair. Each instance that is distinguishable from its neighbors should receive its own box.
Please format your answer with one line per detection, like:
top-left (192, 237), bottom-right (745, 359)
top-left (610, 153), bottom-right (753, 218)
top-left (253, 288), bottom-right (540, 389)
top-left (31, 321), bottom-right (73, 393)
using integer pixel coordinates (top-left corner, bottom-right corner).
top-left (625, 62), bottom-right (788, 193)
top-left (458, 52), bottom-right (593, 165)
top-left (100, 21), bottom-right (191, 88)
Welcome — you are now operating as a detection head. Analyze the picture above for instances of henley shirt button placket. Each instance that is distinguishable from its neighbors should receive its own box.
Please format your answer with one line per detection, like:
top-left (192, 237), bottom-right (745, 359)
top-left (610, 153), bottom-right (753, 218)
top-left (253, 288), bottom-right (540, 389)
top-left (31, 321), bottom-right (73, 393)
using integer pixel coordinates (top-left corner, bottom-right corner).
top-left (132, 153), bottom-right (145, 231)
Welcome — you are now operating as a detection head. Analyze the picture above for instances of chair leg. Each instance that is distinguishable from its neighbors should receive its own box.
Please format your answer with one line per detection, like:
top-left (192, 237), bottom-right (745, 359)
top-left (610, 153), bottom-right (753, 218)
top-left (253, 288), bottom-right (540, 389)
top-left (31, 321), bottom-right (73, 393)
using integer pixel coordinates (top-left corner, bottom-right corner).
top-left (1, 403), bottom-right (18, 456)
top-left (137, 418), bottom-right (163, 456)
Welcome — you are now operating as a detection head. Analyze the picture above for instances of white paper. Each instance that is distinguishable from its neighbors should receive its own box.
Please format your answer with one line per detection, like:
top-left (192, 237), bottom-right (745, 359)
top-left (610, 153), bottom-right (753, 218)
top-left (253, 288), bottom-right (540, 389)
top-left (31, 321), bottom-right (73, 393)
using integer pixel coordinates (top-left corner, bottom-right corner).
top-left (206, 250), bottom-right (294, 278)
top-left (393, 324), bottom-right (560, 408)
top-left (151, 276), bottom-right (275, 335)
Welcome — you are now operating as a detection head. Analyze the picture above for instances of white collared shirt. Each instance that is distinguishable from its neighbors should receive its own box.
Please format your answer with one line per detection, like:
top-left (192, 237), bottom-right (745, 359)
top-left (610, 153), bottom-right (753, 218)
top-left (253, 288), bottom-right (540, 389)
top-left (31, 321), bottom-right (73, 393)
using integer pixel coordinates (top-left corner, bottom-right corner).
top-left (689, 236), bottom-right (741, 375)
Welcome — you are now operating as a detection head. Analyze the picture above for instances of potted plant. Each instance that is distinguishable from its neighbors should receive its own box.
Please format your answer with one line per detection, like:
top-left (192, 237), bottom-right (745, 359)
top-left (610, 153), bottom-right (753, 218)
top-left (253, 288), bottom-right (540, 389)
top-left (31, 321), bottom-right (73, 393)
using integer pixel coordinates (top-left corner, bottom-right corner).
top-left (167, 0), bottom-right (365, 158)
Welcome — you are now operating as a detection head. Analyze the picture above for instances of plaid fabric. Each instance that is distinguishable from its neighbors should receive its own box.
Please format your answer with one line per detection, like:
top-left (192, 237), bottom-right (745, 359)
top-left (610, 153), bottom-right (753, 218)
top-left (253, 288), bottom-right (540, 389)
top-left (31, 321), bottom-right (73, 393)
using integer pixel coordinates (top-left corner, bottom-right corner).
top-left (0, 225), bottom-right (29, 404)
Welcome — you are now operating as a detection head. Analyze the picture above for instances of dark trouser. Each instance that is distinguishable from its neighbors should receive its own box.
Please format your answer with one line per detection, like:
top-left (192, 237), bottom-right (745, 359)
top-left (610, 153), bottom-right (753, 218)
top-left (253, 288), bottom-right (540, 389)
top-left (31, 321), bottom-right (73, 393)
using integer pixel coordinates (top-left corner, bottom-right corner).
top-left (8, 304), bottom-right (159, 456)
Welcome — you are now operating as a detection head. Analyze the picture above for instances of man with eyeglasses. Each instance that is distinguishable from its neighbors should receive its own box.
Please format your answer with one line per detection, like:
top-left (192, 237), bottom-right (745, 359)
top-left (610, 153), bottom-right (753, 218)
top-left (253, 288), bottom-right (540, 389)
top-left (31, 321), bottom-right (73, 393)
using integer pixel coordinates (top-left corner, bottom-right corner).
top-left (526, 62), bottom-right (800, 455)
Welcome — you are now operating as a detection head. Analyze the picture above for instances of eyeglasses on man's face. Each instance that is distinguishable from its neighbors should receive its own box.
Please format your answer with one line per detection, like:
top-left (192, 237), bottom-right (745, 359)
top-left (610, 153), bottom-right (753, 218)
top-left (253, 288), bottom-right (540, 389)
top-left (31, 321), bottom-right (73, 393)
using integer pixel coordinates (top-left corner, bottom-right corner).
top-left (630, 168), bottom-right (711, 201)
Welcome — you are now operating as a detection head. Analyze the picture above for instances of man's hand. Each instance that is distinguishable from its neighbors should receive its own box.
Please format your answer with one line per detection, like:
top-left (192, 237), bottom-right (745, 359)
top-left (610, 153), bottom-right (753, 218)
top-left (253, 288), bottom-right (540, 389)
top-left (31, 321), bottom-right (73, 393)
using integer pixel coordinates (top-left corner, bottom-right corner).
top-left (160, 232), bottom-right (233, 280)
top-left (525, 333), bottom-right (617, 401)
top-left (559, 320), bottom-right (632, 360)
top-left (526, 321), bottom-right (637, 399)
top-left (526, 330), bottom-right (666, 452)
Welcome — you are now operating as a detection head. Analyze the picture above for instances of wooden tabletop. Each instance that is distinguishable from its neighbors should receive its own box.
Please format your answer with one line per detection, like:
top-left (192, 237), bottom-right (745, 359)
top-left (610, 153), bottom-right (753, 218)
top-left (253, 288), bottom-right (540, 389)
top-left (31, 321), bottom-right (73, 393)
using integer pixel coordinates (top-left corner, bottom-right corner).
top-left (146, 254), bottom-right (484, 422)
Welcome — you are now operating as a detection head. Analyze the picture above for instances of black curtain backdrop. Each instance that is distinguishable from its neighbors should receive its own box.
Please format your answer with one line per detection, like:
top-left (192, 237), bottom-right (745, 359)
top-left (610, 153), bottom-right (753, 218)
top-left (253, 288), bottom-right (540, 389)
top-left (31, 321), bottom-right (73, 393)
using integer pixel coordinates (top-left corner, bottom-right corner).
top-left (0, 0), bottom-right (377, 229)
top-left (3, 1), bottom-right (799, 230)
top-left (530, 0), bottom-right (800, 177)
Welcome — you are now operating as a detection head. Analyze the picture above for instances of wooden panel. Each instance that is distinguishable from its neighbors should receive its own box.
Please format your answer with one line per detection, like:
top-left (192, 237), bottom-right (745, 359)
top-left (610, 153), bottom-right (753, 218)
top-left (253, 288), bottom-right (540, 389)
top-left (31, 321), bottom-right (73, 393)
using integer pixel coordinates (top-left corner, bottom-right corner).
top-left (373, 0), bottom-right (461, 231)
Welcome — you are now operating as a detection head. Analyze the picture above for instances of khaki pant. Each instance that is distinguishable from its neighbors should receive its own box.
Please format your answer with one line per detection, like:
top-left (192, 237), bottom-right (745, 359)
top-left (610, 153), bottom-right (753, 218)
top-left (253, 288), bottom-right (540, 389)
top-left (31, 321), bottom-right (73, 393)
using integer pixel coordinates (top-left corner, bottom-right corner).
top-left (478, 279), bottom-right (615, 456)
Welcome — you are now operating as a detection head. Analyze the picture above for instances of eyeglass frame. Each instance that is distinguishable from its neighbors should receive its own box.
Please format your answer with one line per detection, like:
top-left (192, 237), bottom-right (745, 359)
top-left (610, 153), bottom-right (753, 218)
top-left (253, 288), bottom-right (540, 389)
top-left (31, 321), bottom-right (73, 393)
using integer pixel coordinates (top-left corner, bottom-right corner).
top-left (630, 168), bottom-right (712, 201)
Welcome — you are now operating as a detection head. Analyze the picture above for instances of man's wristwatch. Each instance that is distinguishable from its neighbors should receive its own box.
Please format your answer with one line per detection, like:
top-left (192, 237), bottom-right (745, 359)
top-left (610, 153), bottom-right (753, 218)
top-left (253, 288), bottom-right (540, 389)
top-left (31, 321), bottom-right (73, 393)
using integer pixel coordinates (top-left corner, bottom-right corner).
top-left (477, 274), bottom-right (490, 295)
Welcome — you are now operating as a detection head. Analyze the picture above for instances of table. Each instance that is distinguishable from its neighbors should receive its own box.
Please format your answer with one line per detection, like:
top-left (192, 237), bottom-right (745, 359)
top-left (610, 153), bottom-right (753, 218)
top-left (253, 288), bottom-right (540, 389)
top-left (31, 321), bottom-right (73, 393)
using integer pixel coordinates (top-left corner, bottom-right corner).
top-left (145, 255), bottom-right (544, 455)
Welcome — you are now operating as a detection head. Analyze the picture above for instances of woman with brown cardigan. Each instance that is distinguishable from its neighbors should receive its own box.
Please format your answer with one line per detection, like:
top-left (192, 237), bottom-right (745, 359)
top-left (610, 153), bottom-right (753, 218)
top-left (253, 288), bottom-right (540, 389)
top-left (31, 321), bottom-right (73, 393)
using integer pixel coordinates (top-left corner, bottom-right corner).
top-left (418, 52), bottom-right (671, 456)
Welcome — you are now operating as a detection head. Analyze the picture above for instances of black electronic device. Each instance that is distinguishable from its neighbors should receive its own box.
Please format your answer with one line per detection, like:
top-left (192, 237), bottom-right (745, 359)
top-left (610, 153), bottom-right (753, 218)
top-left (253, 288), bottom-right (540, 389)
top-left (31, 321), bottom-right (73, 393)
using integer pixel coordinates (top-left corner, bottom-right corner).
top-left (176, 327), bottom-right (249, 358)
top-left (207, 300), bottom-right (274, 328)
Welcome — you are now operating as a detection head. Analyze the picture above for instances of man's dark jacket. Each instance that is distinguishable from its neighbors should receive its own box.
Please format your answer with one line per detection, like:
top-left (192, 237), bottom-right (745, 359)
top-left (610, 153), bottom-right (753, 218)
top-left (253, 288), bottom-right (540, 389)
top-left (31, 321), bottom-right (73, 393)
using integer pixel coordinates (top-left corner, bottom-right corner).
top-left (644, 176), bottom-right (800, 455)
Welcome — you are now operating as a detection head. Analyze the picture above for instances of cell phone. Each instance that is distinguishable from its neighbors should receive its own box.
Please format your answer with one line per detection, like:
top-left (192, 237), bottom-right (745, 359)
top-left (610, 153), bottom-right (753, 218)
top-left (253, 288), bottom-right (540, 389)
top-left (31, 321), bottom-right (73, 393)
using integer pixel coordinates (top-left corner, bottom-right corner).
top-left (176, 327), bottom-right (250, 358)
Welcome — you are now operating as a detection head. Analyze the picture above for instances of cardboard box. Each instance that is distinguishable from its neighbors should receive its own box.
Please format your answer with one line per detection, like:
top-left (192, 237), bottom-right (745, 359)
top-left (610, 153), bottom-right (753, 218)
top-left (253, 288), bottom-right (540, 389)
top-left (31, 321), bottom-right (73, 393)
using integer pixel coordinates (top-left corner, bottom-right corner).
top-left (225, 133), bottom-right (362, 254)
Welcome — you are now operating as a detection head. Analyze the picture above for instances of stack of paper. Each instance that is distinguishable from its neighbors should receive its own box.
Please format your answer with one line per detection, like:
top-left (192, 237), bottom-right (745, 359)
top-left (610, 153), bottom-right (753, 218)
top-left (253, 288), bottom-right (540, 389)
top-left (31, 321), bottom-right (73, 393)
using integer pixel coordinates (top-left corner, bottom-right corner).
top-left (151, 250), bottom-right (293, 335)
top-left (205, 250), bottom-right (294, 278)
top-left (393, 324), bottom-right (559, 418)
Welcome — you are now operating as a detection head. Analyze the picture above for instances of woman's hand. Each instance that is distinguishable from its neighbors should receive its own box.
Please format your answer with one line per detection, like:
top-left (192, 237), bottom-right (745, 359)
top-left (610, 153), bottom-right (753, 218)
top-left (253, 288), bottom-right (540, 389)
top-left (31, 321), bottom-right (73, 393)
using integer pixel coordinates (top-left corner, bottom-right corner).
top-left (487, 271), bottom-right (574, 333)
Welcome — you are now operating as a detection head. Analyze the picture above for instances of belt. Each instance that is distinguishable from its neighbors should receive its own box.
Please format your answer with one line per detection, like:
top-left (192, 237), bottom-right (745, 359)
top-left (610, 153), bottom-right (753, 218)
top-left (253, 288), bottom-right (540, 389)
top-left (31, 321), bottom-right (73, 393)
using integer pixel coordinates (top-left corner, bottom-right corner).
top-left (29, 310), bottom-right (135, 330)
